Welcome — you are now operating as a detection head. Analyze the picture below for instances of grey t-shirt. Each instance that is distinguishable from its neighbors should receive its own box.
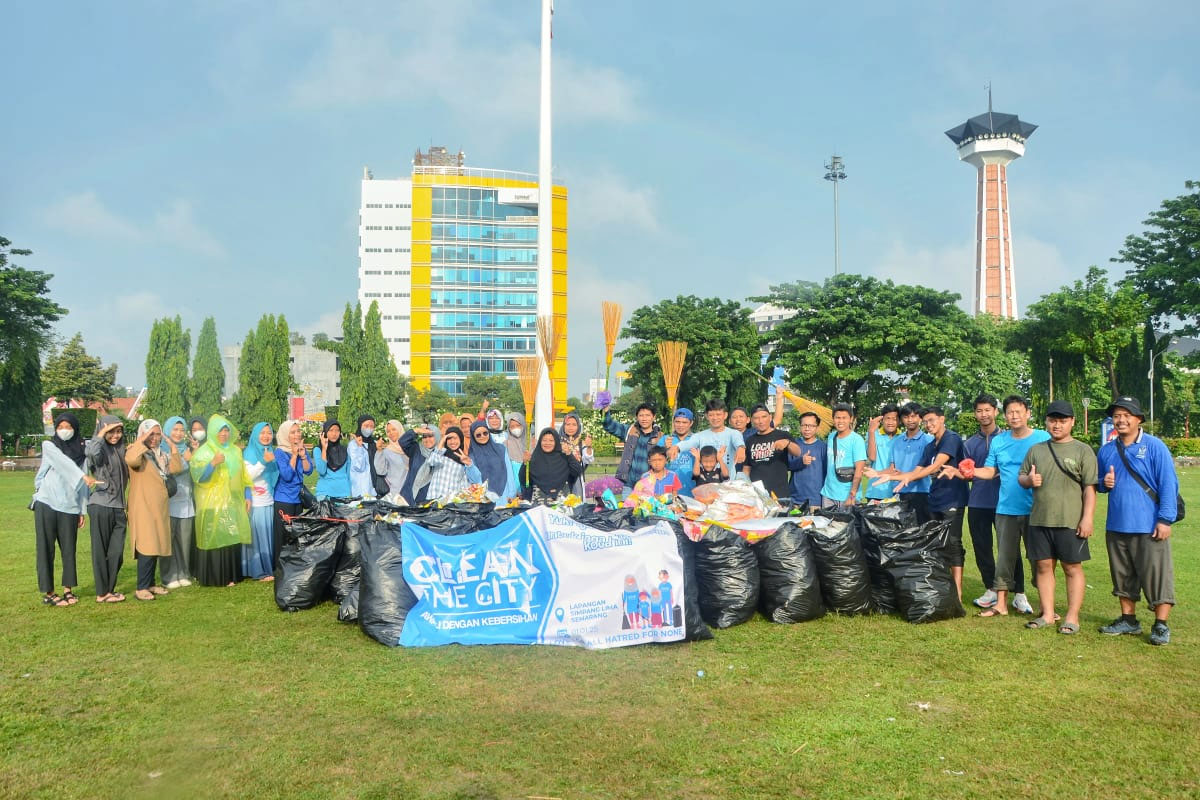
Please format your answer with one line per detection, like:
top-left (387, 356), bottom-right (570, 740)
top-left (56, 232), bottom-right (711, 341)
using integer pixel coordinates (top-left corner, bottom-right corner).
top-left (1021, 439), bottom-right (1098, 528)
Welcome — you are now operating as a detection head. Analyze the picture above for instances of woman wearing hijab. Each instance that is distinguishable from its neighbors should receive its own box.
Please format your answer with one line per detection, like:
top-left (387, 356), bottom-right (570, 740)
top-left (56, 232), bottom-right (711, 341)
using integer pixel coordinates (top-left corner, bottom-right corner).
top-left (159, 417), bottom-right (197, 588)
top-left (125, 420), bottom-right (180, 600)
top-left (504, 412), bottom-right (527, 489)
top-left (457, 413), bottom-right (477, 454)
top-left (273, 420), bottom-right (312, 567)
top-left (87, 415), bottom-right (129, 603)
top-left (313, 420), bottom-right (352, 500)
top-left (484, 408), bottom-right (507, 443)
top-left (521, 428), bottom-right (583, 504)
top-left (190, 415), bottom-right (251, 587)
top-left (559, 412), bottom-right (595, 497)
top-left (354, 414), bottom-right (389, 496)
top-left (418, 427), bottom-right (482, 501)
top-left (242, 422), bottom-right (278, 581)
top-left (347, 421), bottom-right (375, 499)
top-left (399, 424), bottom-right (440, 504)
top-left (374, 419), bottom-right (409, 497)
top-left (469, 421), bottom-right (518, 503)
top-left (32, 412), bottom-right (95, 606)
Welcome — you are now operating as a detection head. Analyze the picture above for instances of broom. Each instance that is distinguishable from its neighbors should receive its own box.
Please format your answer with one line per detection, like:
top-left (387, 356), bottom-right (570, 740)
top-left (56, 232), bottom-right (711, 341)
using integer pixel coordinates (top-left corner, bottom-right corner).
top-left (515, 355), bottom-right (541, 449)
top-left (731, 357), bottom-right (834, 435)
top-left (601, 301), bottom-right (622, 389)
top-left (656, 340), bottom-right (688, 414)
top-left (537, 315), bottom-right (567, 421)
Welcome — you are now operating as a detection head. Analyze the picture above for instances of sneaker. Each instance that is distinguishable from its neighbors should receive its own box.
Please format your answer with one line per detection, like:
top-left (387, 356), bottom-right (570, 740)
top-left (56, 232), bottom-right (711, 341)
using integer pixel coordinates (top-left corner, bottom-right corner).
top-left (179, 579), bottom-right (193, 587)
top-left (1149, 621), bottom-right (1170, 646)
top-left (973, 590), bottom-right (998, 609)
top-left (1012, 593), bottom-right (1034, 615)
top-left (165, 580), bottom-right (182, 590)
top-left (1099, 617), bottom-right (1143, 636)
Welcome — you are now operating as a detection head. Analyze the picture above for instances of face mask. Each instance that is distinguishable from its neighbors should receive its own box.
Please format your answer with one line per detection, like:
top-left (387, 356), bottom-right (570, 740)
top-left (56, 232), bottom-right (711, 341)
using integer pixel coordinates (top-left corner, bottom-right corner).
top-left (57, 428), bottom-right (75, 441)
top-left (362, 427), bottom-right (375, 437)
top-left (193, 430), bottom-right (206, 442)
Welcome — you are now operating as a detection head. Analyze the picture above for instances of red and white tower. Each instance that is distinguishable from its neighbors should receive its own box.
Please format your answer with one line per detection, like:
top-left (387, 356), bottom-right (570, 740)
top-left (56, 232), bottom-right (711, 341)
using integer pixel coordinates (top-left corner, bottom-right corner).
top-left (945, 96), bottom-right (1036, 319)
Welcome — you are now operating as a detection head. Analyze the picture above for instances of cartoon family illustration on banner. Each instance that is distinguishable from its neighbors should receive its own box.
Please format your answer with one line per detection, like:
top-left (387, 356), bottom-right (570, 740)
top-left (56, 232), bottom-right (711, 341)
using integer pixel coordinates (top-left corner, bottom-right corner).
top-left (621, 569), bottom-right (678, 630)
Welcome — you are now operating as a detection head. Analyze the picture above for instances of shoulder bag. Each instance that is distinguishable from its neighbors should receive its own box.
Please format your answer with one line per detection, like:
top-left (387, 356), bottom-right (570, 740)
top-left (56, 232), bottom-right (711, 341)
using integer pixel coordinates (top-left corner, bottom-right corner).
top-left (1115, 439), bottom-right (1185, 523)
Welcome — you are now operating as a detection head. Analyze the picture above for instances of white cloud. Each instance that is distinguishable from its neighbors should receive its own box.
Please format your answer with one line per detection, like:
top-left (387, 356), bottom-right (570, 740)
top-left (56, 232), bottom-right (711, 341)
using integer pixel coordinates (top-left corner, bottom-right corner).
top-left (567, 170), bottom-right (661, 234)
top-left (41, 192), bottom-right (226, 258)
top-left (299, 309), bottom-right (347, 340)
top-left (43, 191), bottom-right (143, 240)
top-left (152, 200), bottom-right (227, 258)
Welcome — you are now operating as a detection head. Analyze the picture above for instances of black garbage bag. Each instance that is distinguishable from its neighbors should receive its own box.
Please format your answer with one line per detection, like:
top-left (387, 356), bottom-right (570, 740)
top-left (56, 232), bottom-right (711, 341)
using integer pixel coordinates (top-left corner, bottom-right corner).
top-left (479, 505), bottom-right (535, 529)
top-left (330, 518), bottom-right (365, 607)
top-left (805, 515), bottom-right (873, 615)
top-left (274, 515), bottom-right (344, 611)
top-left (693, 525), bottom-right (759, 629)
top-left (323, 497), bottom-right (376, 522)
top-left (660, 521), bottom-right (713, 641)
top-left (358, 519), bottom-right (417, 646)
top-left (753, 523), bottom-right (825, 623)
top-left (571, 505), bottom-right (638, 531)
top-left (374, 502), bottom-right (496, 536)
top-left (855, 503), bottom-right (917, 614)
top-left (879, 520), bottom-right (965, 624)
top-left (337, 586), bottom-right (359, 623)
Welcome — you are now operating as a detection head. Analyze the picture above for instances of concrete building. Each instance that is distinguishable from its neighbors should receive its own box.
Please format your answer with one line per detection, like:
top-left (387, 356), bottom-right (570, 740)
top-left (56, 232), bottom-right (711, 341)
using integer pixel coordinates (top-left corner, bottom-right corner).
top-left (359, 147), bottom-right (568, 401)
top-left (749, 302), bottom-right (798, 356)
top-left (946, 94), bottom-right (1037, 319)
top-left (223, 343), bottom-right (339, 419)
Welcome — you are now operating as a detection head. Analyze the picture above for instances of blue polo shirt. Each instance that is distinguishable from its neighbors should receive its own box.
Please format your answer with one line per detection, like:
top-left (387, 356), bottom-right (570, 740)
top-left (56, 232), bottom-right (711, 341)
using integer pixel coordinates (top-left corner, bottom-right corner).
top-left (787, 438), bottom-right (827, 507)
top-left (922, 430), bottom-right (968, 512)
top-left (866, 430), bottom-right (898, 500)
top-left (963, 430), bottom-right (1001, 509)
top-left (1097, 431), bottom-right (1180, 532)
top-left (984, 428), bottom-right (1051, 516)
top-left (891, 431), bottom-right (933, 494)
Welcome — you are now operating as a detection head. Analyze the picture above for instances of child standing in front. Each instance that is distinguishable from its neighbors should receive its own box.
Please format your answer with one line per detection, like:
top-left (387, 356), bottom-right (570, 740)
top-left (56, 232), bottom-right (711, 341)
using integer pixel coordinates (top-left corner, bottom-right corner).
top-left (625, 446), bottom-right (683, 505)
top-left (691, 445), bottom-right (727, 486)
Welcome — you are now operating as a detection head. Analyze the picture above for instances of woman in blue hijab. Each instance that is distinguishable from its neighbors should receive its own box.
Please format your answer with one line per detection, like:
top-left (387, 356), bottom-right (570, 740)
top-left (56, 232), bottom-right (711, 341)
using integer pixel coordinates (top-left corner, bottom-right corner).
top-left (242, 422), bottom-right (278, 580)
top-left (469, 421), bottom-right (518, 503)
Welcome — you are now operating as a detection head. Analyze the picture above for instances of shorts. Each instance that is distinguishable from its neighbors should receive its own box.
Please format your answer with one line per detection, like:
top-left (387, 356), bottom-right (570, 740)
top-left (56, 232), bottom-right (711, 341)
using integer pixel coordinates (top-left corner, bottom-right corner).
top-left (1106, 531), bottom-right (1176, 608)
top-left (1026, 525), bottom-right (1090, 564)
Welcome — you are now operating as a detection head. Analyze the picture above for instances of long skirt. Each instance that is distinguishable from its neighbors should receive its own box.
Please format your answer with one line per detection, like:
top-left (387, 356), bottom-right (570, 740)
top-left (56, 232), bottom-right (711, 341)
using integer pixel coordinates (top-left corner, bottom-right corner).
top-left (242, 505), bottom-right (274, 579)
top-left (193, 543), bottom-right (241, 587)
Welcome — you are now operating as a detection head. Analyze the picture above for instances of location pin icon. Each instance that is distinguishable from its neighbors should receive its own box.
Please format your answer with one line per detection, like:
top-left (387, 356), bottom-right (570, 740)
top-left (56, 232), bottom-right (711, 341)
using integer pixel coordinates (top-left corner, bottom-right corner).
top-left (555, 607), bottom-right (565, 622)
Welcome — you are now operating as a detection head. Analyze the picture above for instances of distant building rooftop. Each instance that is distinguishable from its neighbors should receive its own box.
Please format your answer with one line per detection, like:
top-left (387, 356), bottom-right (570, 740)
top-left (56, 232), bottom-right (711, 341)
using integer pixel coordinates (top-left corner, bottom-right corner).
top-left (945, 111), bottom-right (1037, 147)
top-left (414, 146), bottom-right (465, 168)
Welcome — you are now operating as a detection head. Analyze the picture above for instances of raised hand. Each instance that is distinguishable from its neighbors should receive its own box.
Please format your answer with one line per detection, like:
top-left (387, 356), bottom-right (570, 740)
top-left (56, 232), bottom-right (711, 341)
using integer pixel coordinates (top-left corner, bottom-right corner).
top-left (212, 450), bottom-right (226, 466)
top-left (1029, 464), bottom-right (1042, 488)
top-left (717, 445), bottom-right (727, 461)
top-left (263, 449), bottom-right (275, 462)
top-left (868, 415), bottom-right (882, 431)
top-left (1104, 464), bottom-right (1116, 489)
top-left (689, 448), bottom-right (700, 461)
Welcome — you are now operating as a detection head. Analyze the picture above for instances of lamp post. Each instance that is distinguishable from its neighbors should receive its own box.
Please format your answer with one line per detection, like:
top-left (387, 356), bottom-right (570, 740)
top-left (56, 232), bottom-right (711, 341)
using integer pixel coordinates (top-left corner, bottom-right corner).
top-left (824, 155), bottom-right (847, 275)
top-left (1048, 355), bottom-right (1054, 402)
top-left (1082, 396), bottom-right (1090, 434)
top-left (1148, 343), bottom-right (1170, 430)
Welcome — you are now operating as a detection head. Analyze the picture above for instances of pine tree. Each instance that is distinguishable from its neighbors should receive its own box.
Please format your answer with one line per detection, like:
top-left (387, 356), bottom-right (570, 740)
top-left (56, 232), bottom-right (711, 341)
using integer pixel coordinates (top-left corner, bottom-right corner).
top-left (316, 303), bottom-right (368, 428)
top-left (228, 325), bottom-right (259, 432)
top-left (191, 316), bottom-right (225, 419)
top-left (143, 315), bottom-right (191, 421)
top-left (360, 301), bottom-right (405, 421)
top-left (270, 315), bottom-right (295, 422)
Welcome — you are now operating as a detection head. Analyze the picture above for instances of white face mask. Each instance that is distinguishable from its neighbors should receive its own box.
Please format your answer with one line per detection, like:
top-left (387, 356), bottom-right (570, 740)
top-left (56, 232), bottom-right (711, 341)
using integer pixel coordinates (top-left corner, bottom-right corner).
top-left (193, 430), bottom-right (206, 442)
top-left (362, 427), bottom-right (375, 438)
top-left (57, 428), bottom-right (75, 441)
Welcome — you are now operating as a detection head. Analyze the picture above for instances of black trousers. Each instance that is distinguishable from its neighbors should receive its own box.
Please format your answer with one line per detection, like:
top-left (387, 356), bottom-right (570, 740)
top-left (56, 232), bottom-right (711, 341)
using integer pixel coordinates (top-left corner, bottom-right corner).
top-left (967, 506), bottom-right (1025, 593)
top-left (272, 501), bottom-right (301, 570)
top-left (136, 551), bottom-right (160, 591)
top-left (89, 505), bottom-right (127, 596)
top-left (34, 502), bottom-right (79, 593)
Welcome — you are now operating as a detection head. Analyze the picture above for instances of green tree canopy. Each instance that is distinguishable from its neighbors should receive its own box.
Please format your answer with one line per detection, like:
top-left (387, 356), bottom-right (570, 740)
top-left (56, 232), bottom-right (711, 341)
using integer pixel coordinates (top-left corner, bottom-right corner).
top-left (316, 303), bottom-right (368, 427)
top-left (757, 275), bottom-right (980, 410)
top-left (407, 384), bottom-right (455, 421)
top-left (617, 295), bottom-right (762, 413)
top-left (460, 372), bottom-right (524, 416)
top-left (229, 314), bottom-right (294, 430)
top-left (41, 333), bottom-right (117, 406)
top-left (359, 301), bottom-right (406, 422)
top-left (1115, 179), bottom-right (1200, 337)
top-left (190, 316), bottom-right (225, 418)
top-left (0, 237), bottom-right (66, 434)
top-left (143, 315), bottom-right (191, 421)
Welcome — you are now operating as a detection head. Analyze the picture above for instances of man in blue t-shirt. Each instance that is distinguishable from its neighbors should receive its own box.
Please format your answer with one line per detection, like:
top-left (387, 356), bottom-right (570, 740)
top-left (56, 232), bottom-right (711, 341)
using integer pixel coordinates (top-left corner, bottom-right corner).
top-left (683, 398), bottom-right (747, 479)
top-left (821, 403), bottom-right (867, 507)
top-left (657, 408), bottom-right (698, 497)
top-left (888, 403), bottom-right (933, 522)
top-left (943, 395), bottom-right (1047, 617)
top-left (1096, 396), bottom-right (1180, 646)
top-left (865, 404), bottom-right (900, 501)
top-left (787, 411), bottom-right (827, 509)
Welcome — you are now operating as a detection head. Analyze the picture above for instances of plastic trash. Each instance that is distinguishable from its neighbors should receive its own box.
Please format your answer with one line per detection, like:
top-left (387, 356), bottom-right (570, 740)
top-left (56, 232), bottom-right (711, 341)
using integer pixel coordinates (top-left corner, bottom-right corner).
top-left (806, 514), bottom-right (872, 615)
top-left (274, 515), bottom-right (343, 611)
top-left (856, 503), bottom-right (917, 614)
top-left (693, 524), bottom-right (759, 628)
top-left (753, 522), bottom-right (825, 623)
top-left (667, 521), bottom-right (714, 642)
top-left (878, 519), bottom-right (965, 624)
top-left (357, 519), bottom-right (417, 646)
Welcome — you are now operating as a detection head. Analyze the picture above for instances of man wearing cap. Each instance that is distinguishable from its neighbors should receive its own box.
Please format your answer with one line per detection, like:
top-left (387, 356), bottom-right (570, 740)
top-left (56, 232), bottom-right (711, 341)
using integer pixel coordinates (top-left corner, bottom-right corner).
top-left (1017, 400), bottom-right (1098, 634)
top-left (1096, 396), bottom-right (1180, 645)
top-left (658, 408), bottom-right (699, 497)
top-left (888, 403), bottom-right (933, 522)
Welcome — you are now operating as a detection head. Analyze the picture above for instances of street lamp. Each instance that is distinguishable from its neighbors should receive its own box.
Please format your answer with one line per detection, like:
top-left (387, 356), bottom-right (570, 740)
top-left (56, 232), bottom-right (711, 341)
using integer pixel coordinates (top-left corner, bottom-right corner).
top-left (824, 155), bottom-right (847, 275)
top-left (1082, 396), bottom-right (1090, 433)
top-left (1148, 340), bottom-right (1173, 429)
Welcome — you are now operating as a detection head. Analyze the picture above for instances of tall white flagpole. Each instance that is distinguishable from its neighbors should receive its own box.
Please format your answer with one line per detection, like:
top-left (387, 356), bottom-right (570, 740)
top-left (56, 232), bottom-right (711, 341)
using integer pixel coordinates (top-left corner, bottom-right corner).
top-left (535, 0), bottom-right (553, 434)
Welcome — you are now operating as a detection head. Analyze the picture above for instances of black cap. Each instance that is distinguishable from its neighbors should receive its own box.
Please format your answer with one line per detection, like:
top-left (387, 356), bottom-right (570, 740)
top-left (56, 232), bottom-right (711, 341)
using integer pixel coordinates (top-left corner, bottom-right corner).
top-left (1045, 400), bottom-right (1075, 418)
top-left (1106, 396), bottom-right (1145, 419)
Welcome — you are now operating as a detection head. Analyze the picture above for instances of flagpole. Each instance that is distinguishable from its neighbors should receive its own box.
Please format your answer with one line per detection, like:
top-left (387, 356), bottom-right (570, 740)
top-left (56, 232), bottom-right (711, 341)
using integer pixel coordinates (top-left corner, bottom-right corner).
top-left (535, 0), bottom-right (554, 435)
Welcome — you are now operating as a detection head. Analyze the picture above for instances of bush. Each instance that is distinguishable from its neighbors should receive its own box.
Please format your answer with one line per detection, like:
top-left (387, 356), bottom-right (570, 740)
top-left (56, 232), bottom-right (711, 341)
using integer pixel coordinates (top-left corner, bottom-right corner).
top-left (72, 408), bottom-right (99, 439)
top-left (1163, 438), bottom-right (1200, 457)
top-left (324, 405), bottom-right (340, 422)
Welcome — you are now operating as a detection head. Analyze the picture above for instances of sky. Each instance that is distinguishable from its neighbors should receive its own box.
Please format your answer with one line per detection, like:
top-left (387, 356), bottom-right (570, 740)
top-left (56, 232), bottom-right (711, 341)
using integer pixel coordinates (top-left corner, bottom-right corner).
top-left (4, 0), bottom-right (1199, 398)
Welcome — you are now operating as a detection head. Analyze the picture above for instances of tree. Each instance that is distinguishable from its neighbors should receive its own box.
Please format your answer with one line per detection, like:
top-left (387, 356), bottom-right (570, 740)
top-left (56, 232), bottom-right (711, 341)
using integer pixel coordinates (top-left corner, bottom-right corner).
top-left (290, 331), bottom-right (307, 346)
top-left (41, 333), bottom-right (117, 406)
top-left (460, 372), bottom-right (524, 415)
top-left (228, 314), bottom-right (294, 430)
top-left (0, 237), bottom-right (66, 434)
top-left (1020, 267), bottom-right (1147, 398)
top-left (143, 315), bottom-right (191, 421)
top-left (407, 384), bottom-right (455, 420)
top-left (191, 316), bottom-right (225, 418)
top-left (757, 275), bottom-right (980, 409)
top-left (360, 301), bottom-right (406, 421)
top-left (316, 303), bottom-right (367, 426)
top-left (618, 295), bottom-right (762, 413)
top-left (1115, 179), bottom-right (1200, 336)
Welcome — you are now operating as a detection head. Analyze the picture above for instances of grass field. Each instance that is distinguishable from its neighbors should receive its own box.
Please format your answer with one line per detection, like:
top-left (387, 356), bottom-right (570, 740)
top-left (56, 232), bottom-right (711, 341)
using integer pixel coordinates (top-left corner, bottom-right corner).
top-left (1, 469), bottom-right (1197, 799)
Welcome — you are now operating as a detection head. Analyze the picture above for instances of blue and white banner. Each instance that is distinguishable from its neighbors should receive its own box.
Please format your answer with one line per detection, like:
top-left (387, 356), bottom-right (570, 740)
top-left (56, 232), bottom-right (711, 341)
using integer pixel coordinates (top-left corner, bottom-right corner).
top-left (400, 506), bottom-right (685, 648)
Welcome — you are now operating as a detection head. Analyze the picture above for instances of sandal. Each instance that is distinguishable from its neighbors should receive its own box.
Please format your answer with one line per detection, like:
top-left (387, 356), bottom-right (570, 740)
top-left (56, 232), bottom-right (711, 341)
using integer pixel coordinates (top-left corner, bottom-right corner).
top-left (977, 607), bottom-right (1008, 618)
top-left (1058, 622), bottom-right (1080, 635)
top-left (62, 590), bottom-right (78, 605)
top-left (1025, 617), bottom-right (1055, 629)
top-left (148, 586), bottom-right (169, 596)
top-left (43, 593), bottom-right (69, 607)
top-left (96, 593), bottom-right (125, 603)
top-left (135, 589), bottom-right (156, 601)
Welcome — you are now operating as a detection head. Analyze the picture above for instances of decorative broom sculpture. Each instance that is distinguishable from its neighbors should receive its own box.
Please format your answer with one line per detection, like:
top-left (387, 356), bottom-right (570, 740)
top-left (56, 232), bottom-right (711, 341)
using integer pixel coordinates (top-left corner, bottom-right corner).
top-left (537, 315), bottom-right (566, 421)
top-left (515, 355), bottom-right (541, 448)
top-left (601, 301), bottom-right (622, 389)
top-left (656, 340), bottom-right (688, 415)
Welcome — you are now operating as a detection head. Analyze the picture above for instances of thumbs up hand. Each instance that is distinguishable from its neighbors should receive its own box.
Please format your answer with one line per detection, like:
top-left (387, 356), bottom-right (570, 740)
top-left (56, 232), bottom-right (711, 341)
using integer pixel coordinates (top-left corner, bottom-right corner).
top-left (1104, 463), bottom-right (1116, 489)
top-left (1029, 464), bottom-right (1042, 488)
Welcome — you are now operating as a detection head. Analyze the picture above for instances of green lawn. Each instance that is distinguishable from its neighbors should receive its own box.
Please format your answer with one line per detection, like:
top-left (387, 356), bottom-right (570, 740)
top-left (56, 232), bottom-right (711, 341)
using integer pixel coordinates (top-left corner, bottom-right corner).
top-left (1, 469), bottom-right (1197, 799)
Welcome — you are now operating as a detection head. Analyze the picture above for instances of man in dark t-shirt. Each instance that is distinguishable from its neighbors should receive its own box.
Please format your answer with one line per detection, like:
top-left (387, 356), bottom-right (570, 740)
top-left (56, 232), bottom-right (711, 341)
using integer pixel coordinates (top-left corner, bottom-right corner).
top-left (743, 404), bottom-right (801, 498)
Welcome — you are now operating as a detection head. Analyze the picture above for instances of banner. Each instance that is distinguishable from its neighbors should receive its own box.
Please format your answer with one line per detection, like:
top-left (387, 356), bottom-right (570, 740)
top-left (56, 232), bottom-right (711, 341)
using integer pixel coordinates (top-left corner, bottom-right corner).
top-left (400, 506), bottom-right (685, 648)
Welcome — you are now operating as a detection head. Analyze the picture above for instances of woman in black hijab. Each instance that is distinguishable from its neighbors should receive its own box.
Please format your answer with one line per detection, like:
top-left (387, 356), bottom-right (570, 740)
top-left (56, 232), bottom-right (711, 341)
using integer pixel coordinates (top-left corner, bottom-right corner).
top-left (32, 412), bottom-right (96, 606)
top-left (314, 420), bottom-right (351, 500)
top-left (520, 428), bottom-right (582, 504)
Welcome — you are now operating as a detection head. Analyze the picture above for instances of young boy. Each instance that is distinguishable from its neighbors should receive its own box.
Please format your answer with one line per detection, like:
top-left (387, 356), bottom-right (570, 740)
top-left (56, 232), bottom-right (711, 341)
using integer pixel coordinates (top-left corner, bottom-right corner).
top-left (626, 446), bottom-right (683, 503)
top-left (1018, 400), bottom-right (1098, 634)
top-left (691, 445), bottom-right (727, 486)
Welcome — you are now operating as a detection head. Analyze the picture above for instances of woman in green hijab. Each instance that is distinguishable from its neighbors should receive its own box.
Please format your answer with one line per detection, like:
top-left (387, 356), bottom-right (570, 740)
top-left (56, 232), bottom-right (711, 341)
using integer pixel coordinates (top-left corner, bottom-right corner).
top-left (189, 415), bottom-right (251, 586)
